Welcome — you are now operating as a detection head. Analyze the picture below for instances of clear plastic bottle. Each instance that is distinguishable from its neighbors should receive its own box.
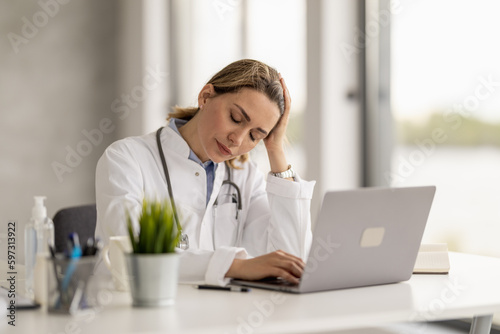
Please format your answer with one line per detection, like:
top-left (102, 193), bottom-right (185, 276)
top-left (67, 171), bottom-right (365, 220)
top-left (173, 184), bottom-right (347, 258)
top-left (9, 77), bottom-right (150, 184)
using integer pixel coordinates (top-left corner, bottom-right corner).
top-left (24, 196), bottom-right (54, 299)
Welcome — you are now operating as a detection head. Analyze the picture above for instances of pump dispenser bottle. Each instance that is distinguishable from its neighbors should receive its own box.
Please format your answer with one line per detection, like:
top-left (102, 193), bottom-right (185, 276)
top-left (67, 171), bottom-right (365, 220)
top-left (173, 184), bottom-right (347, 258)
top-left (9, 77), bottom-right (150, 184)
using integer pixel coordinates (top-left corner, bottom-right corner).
top-left (24, 196), bottom-right (54, 300)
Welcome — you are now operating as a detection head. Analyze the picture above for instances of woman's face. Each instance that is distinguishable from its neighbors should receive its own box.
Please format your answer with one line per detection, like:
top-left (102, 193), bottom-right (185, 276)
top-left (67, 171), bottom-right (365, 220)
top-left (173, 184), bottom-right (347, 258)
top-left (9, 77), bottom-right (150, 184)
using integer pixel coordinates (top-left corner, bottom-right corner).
top-left (195, 86), bottom-right (280, 163)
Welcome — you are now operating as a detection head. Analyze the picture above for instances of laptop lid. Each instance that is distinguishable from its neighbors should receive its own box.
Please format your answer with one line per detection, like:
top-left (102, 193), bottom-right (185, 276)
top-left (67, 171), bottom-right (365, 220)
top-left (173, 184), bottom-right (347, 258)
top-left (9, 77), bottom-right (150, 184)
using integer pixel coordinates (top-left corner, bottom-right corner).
top-left (231, 186), bottom-right (436, 293)
top-left (299, 185), bottom-right (436, 293)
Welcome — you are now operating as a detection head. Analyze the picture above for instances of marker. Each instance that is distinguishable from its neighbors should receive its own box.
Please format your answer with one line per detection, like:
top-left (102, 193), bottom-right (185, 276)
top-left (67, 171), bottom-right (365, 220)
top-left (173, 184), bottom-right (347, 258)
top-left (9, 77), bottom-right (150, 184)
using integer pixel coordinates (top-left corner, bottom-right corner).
top-left (195, 285), bottom-right (250, 292)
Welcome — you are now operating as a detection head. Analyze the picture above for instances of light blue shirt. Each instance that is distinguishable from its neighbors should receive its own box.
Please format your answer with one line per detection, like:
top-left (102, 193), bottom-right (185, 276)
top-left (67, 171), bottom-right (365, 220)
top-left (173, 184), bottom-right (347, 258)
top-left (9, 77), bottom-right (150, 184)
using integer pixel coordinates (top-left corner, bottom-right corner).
top-left (168, 118), bottom-right (217, 206)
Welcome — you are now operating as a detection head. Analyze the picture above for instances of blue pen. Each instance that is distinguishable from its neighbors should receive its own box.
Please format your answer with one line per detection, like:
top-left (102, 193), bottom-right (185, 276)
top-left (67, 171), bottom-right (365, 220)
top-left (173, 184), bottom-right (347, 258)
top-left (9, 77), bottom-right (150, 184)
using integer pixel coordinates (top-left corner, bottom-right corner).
top-left (57, 233), bottom-right (82, 308)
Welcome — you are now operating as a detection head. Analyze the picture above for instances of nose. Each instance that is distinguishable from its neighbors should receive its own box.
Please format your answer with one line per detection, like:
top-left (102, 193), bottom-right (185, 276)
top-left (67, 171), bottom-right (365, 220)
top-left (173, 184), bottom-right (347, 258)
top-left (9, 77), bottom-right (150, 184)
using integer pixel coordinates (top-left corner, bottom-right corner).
top-left (228, 129), bottom-right (245, 147)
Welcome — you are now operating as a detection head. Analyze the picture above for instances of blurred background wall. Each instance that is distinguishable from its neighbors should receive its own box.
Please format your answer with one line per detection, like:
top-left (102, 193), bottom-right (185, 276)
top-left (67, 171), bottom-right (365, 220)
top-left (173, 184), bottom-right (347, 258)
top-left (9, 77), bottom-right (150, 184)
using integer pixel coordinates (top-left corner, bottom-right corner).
top-left (0, 1), bottom-right (119, 262)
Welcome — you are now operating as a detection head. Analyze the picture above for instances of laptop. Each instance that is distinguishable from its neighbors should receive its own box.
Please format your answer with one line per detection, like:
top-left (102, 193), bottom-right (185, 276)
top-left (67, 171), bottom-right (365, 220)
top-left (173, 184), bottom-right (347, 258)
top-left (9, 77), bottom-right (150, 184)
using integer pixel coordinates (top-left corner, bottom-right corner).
top-left (231, 186), bottom-right (436, 293)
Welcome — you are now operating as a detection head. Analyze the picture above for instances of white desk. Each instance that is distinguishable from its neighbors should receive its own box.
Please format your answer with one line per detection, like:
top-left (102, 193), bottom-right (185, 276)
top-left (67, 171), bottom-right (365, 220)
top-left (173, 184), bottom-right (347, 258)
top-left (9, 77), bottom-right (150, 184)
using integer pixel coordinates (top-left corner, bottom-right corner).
top-left (2, 252), bottom-right (500, 334)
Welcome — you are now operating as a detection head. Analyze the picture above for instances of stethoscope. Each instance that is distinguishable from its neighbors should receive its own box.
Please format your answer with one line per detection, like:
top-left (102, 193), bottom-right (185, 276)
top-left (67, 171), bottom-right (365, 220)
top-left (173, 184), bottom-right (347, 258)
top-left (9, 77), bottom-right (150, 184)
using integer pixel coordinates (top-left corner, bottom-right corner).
top-left (156, 127), bottom-right (242, 250)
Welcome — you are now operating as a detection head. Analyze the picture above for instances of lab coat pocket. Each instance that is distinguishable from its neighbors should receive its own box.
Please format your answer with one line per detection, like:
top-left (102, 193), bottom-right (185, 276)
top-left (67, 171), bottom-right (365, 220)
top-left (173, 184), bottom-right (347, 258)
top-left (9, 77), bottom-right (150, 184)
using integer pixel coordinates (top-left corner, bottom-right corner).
top-left (213, 202), bottom-right (240, 247)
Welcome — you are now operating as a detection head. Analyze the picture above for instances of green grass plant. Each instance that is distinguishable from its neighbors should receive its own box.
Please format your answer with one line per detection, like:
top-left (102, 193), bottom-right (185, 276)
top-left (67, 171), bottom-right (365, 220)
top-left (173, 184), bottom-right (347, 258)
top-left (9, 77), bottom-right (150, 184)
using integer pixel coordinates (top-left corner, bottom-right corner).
top-left (127, 199), bottom-right (179, 254)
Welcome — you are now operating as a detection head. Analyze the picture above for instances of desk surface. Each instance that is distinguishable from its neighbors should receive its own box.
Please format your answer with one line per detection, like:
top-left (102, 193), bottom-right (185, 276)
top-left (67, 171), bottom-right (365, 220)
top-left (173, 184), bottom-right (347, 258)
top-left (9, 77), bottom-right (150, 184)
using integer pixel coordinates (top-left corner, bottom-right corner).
top-left (2, 252), bottom-right (500, 334)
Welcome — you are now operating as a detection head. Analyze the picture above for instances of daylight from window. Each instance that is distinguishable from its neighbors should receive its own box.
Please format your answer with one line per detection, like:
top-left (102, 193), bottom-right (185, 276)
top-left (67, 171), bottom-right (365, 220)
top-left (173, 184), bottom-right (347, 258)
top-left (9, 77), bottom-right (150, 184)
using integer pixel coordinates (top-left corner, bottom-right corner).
top-left (391, 0), bottom-right (500, 256)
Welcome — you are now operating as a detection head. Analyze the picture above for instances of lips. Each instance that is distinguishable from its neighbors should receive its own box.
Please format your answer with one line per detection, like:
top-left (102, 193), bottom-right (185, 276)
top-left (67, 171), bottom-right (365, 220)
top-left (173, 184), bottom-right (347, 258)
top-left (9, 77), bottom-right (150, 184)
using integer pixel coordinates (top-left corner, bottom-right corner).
top-left (216, 140), bottom-right (232, 156)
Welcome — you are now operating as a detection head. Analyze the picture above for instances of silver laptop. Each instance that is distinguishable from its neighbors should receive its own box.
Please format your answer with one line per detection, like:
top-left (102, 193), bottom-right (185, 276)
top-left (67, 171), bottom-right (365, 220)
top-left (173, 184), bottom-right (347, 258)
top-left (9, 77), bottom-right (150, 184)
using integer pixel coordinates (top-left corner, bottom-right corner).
top-left (231, 186), bottom-right (436, 293)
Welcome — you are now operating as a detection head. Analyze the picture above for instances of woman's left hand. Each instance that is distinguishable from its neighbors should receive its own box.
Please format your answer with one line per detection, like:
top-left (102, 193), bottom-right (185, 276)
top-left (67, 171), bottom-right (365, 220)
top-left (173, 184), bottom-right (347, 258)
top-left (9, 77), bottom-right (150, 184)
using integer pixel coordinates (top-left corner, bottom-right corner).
top-left (263, 74), bottom-right (291, 153)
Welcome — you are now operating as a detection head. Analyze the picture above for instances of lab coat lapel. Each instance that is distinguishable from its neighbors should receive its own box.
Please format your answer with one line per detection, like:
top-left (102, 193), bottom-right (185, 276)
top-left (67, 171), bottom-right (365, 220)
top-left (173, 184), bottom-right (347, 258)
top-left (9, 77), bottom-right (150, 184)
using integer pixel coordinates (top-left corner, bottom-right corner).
top-left (198, 162), bottom-right (225, 250)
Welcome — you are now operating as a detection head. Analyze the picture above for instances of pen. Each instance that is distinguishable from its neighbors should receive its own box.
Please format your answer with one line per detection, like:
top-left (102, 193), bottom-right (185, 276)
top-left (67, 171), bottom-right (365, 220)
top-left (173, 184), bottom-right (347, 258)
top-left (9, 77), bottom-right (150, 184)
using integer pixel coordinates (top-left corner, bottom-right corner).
top-left (195, 285), bottom-right (251, 292)
top-left (57, 233), bottom-right (82, 308)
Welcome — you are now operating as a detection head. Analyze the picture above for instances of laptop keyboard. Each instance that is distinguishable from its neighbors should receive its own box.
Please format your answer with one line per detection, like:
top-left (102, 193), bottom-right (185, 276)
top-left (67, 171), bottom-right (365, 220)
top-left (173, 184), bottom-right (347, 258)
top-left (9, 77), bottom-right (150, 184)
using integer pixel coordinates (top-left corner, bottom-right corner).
top-left (256, 277), bottom-right (299, 287)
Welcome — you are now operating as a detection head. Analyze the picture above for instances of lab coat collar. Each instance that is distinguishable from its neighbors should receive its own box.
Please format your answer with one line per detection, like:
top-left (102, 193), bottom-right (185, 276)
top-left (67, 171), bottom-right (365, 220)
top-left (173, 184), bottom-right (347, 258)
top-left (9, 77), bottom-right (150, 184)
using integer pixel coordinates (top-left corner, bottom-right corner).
top-left (160, 121), bottom-right (192, 159)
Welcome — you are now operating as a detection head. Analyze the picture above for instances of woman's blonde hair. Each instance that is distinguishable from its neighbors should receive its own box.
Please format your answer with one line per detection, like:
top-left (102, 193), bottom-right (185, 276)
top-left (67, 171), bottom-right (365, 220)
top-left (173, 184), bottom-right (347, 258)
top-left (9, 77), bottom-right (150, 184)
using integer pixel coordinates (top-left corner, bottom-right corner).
top-left (168, 59), bottom-right (284, 169)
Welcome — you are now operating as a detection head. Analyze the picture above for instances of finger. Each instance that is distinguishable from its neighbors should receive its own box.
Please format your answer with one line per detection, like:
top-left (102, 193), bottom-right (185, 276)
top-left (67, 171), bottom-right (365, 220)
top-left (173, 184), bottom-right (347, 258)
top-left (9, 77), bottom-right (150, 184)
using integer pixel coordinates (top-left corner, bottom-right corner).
top-left (271, 255), bottom-right (304, 278)
top-left (281, 270), bottom-right (301, 284)
top-left (280, 78), bottom-right (291, 106)
top-left (271, 268), bottom-right (300, 285)
top-left (295, 259), bottom-right (306, 271)
top-left (278, 77), bottom-right (291, 113)
top-left (282, 255), bottom-right (305, 272)
top-left (284, 259), bottom-right (304, 278)
top-left (280, 265), bottom-right (303, 280)
top-left (275, 250), bottom-right (306, 269)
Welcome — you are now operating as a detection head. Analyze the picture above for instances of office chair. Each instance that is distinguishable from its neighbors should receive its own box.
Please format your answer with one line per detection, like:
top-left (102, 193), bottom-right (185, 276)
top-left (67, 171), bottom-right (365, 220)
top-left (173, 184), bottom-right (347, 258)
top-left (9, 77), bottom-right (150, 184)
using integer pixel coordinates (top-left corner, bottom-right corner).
top-left (52, 204), bottom-right (97, 253)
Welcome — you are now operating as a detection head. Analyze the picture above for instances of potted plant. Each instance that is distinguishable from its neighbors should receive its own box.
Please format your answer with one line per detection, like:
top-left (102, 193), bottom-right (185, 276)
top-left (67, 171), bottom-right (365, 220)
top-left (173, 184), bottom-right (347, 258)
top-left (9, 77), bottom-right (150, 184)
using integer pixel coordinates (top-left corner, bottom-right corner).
top-left (125, 199), bottom-right (180, 307)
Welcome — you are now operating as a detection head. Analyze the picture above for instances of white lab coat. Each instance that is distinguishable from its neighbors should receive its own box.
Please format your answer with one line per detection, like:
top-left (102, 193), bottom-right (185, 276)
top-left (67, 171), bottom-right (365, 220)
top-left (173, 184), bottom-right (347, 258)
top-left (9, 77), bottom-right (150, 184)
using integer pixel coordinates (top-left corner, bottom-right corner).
top-left (95, 123), bottom-right (315, 286)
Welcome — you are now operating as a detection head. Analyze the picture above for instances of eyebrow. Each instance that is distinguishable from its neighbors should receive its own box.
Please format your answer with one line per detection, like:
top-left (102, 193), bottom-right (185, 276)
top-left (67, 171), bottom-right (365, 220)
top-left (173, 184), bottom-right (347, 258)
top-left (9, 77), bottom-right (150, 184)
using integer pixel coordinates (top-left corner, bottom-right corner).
top-left (233, 103), bottom-right (268, 136)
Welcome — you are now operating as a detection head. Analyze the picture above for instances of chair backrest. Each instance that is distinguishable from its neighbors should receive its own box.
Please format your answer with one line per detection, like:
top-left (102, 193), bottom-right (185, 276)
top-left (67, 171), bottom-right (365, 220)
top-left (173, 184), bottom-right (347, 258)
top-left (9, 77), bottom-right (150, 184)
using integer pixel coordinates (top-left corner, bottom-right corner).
top-left (52, 204), bottom-right (97, 253)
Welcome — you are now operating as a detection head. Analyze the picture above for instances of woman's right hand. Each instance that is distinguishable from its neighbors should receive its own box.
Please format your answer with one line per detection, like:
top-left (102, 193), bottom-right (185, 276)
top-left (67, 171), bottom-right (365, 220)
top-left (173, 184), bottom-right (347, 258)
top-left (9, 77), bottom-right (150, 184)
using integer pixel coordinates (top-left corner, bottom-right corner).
top-left (225, 250), bottom-right (305, 284)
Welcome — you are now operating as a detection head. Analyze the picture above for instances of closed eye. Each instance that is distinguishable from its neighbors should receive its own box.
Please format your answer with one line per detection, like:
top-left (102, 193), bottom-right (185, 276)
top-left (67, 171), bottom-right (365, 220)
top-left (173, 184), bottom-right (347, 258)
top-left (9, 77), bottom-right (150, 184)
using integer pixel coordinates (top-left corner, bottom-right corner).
top-left (230, 113), bottom-right (241, 124)
top-left (231, 110), bottom-right (260, 142)
top-left (233, 115), bottom-right (256, 141)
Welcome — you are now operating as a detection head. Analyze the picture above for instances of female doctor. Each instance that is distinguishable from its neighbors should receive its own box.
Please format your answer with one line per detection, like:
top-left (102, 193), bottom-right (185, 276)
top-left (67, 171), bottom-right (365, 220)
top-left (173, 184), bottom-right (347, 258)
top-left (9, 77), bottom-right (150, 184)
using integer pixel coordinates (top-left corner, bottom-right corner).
top-left (95, 59), bottom-right (315, 286)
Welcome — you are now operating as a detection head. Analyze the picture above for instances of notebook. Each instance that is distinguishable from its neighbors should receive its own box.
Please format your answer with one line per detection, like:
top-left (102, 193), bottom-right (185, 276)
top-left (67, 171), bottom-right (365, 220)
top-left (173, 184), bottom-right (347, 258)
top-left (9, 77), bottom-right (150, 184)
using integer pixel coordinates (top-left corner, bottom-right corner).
top-left (413, 243), bottom-right (450, 274)
top-left (231, 186), bottom-right (436, 293)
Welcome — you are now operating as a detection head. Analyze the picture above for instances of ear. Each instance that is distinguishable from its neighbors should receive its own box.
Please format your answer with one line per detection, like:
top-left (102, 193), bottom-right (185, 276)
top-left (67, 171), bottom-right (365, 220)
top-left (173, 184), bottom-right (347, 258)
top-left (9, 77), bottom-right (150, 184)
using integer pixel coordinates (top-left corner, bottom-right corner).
top-left (198, 84), bottom-right (215, 107)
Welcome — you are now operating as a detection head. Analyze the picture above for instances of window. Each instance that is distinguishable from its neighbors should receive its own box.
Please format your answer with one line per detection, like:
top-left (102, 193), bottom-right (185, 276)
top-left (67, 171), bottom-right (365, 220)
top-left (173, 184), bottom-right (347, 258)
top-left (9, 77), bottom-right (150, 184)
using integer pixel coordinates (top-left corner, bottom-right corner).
top-left (245, 0), bottom-right (307, 175)
top-left (390, 0), bottom-right (500, 256)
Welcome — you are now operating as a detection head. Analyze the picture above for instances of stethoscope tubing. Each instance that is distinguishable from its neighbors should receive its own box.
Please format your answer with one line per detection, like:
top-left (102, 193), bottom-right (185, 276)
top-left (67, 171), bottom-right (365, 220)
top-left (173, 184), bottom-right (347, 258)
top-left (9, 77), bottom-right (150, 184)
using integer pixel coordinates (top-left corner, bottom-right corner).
top-left (156, 127), bottom-right (186, 249)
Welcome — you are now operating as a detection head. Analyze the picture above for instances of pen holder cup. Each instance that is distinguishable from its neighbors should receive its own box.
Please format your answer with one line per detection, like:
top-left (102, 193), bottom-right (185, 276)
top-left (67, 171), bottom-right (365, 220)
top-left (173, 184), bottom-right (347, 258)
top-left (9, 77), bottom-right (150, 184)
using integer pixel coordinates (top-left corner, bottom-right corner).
top-left (47, 256), bottom-right (98, 314)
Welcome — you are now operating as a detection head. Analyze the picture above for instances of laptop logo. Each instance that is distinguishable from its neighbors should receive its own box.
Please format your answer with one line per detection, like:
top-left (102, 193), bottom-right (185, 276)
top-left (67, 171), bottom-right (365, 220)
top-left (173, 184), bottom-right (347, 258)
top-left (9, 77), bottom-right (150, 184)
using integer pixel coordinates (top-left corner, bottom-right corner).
top-left (360, 227), bottom-right (385, 247)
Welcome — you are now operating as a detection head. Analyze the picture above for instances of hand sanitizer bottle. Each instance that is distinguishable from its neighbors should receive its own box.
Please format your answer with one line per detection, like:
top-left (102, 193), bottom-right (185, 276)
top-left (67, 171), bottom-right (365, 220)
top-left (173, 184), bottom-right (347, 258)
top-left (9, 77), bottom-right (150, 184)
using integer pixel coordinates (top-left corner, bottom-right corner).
top-left (24, 196), bottom-right (54, 300)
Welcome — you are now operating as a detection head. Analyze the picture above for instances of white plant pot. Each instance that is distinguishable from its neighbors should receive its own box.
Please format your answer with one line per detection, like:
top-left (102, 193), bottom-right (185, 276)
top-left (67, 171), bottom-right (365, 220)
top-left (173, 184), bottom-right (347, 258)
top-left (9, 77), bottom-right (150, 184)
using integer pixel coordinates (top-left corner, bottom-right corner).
top-left (125, 253), bottom-right (179, 307)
